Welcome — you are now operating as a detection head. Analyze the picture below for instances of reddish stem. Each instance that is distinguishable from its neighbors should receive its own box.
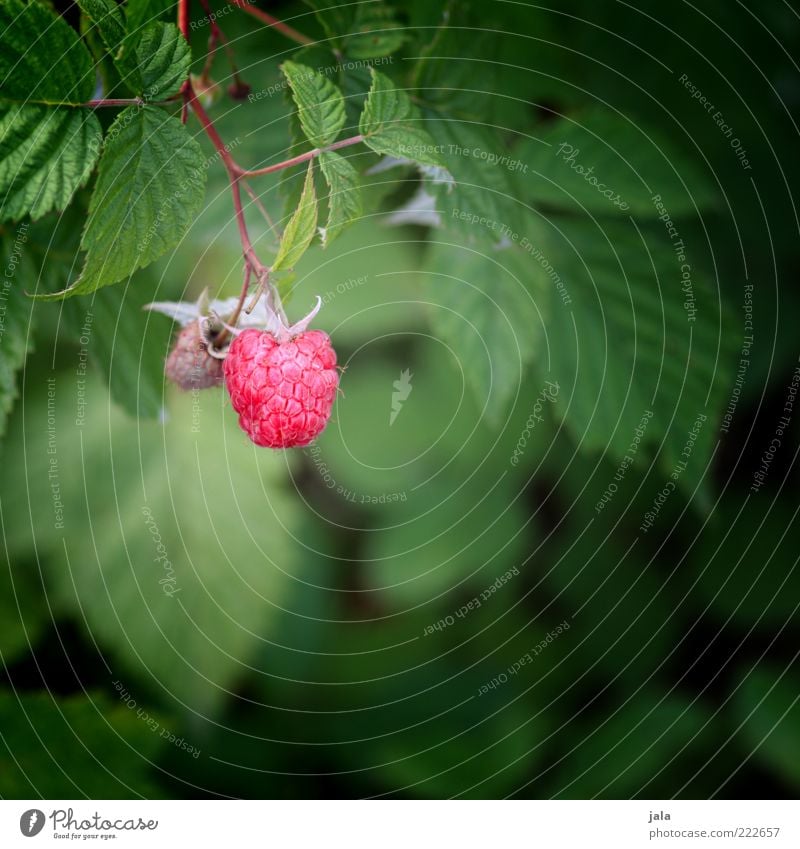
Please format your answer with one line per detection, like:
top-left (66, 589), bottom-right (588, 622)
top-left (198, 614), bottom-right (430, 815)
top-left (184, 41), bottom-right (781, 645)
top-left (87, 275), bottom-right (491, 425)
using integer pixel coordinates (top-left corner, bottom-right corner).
top-left (231, 0), bottom-right (313, 45)
top-left (197, 0), bottom-right (246, 87)
top-left (238, 134), bottom-right (364, 177)
top-left (178, 0), bottom-right (191, 123)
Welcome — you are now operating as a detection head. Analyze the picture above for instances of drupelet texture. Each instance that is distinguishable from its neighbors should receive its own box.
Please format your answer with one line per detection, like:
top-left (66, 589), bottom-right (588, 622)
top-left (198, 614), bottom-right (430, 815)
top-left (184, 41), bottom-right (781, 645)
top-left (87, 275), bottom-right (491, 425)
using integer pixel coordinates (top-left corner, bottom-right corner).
top-left (223, 328), bottom-right (338, 448)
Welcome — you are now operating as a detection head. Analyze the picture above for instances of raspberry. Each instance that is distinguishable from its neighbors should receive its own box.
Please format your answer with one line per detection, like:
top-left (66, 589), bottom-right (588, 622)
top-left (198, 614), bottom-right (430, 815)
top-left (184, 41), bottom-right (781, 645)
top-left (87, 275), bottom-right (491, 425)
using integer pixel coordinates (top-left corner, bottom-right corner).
top-left (223, 328), bottom-right (338, 448)
top-left (165, 321), bottom-right (224, 390)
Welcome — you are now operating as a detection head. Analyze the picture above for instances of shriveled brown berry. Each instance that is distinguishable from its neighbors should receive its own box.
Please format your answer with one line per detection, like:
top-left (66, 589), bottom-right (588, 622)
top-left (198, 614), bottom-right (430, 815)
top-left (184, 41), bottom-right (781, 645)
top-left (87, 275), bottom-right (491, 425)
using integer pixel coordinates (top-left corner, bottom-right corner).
top-left (165, 321), bottom-right (224, 390)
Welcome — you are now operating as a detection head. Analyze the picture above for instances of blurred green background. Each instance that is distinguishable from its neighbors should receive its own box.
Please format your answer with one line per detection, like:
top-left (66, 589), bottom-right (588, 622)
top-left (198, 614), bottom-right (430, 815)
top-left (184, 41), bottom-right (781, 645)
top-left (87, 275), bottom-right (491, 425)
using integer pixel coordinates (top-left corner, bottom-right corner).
top-left (1, 0), bottom-right (800, 798)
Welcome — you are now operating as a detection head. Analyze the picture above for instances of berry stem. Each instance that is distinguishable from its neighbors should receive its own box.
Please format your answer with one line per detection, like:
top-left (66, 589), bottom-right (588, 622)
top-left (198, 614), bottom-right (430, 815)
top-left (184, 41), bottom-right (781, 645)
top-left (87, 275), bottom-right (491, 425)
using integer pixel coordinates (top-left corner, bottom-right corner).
top-left (187, 82), bottom-right (285, 330)
top-left (178, 0), bottom-right (191, 123)
top-left (230, 0), bottom-right (313, 46)
top-left (196, 0), bottom-right (247, 89)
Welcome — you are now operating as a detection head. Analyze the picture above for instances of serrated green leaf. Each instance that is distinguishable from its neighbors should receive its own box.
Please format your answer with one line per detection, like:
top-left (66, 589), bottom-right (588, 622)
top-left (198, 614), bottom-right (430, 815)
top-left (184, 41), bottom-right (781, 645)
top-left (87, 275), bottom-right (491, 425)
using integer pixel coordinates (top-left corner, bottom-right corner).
top-left (425, 118), bottom-right (521, 245)
top-left (318, 150), bottom-right (362, 246)
top-left (423, 240), bottom-right (545, 422)
top-left (359, 68), bottom-right (445, 167)
top-left (61, 272), bottom-right (171, 419)
top-left (0, 0), bottom-right (96, 104)
top-left (303, 0), bottom-right (405, 59)
top-left (125, 0), bottom-right (175, 40)
top-left (40, 106), bottom-right (206, 299)
top-left (77, 0), bottom-right (126, 58)
top-left (272, 160), bottom-right (317, 271)
top-left (0, 690), bottom-right (165, 797)
top-left (0, 104), bottom-right (102, 221)
top-left (537, 216), bottom-right (732, 501)
top-left (0, 230), bottom-right (35, 437)
top-left (281, 61), bottom-right (346, 148)
top-left (133, 22), bottom-right (191, 100)
top-left (346, 2), bottom-right (406, 59)
top-left (517, 106), bottom-right (719, 216)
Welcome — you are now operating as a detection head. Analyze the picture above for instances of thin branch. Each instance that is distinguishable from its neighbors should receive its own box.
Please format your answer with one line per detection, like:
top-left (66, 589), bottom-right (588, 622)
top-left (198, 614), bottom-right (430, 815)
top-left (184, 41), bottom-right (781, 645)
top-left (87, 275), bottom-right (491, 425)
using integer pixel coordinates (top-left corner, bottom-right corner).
top-left (230, 0), bottom-right (313, 45)
top-left (178, 0), bottom-right (190, 123)
top-left (237, 134), bottom-right (364, 177)
top-left (241, 179), bottom-right (278, 238)
top-left (85, 98), bottom-right (145, 107)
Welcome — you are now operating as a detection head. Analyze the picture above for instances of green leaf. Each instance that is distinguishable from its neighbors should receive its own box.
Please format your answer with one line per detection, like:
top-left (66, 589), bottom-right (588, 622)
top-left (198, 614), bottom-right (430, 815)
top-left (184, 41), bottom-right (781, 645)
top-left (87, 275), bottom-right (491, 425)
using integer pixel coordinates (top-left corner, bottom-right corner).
top-left (0, 104), bottom-right (102, 222)
top-left (8, 377), bottom-right (300, 715)
top-left (40, 106), bottom-right (206, 299)
top-left (0, 230), bottom-right (35, 437)
top-left (517, 106), bottom-right (719, 216)
top-left (423, 240), bottom-right (546, 422)
top-left (281, 61), bottom-right (346, 148)
top-left (303, 0), bottom-right (405, 59)
top-left (125, 0), bottom-right (175, 41)
top-left (363, 477), bottom-right (530, 607)
top-left (272, 161), bottom-right (318, 271)
top-left (318, 150), bottom-right (362, 246)
top-left (733, 665), bottom-right (800, 789)
top-left (424, 119), bottom-right (521, 246)
top-left (359, 68), bottom-right (445, 167)
top-left (60, 272), bottom-right (171, 419)
top-left (0, 690), bottom-right (165, 797)
top-left (346, 2), bottom-right (406, 59)
top-left (536, 216), bottom-right (732, 500)
top-left (77, 0), bottom-right (126, 58)
top-left (132, 22), bottom-right (192, 100)
top-left (0, 0), bottom-right (96, 104)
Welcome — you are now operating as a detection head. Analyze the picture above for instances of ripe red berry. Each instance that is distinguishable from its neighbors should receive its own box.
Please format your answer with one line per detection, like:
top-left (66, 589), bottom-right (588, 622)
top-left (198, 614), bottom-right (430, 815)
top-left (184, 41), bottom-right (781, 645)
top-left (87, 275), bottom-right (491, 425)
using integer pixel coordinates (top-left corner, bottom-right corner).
top-left (223, 328), bottom-right (338, 448)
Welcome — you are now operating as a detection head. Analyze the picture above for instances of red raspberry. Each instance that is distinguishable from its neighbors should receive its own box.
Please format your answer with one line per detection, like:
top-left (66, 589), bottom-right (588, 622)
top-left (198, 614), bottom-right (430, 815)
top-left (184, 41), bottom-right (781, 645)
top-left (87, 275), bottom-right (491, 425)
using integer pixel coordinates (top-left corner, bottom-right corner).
top-left (223, 328), bottom-right (338, 448)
